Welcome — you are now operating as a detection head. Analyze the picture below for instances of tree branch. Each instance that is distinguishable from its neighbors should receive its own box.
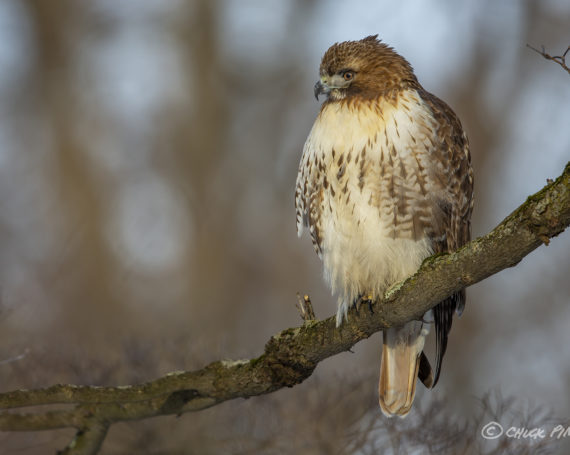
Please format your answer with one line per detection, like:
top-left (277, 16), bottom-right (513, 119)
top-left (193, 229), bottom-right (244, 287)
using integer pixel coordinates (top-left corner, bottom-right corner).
top-left (59, 420), bottom-right (110, 455)
top-left (527, 44), bottom-right (570, 75)
top-left (0, 162), bottom-right (569, 454)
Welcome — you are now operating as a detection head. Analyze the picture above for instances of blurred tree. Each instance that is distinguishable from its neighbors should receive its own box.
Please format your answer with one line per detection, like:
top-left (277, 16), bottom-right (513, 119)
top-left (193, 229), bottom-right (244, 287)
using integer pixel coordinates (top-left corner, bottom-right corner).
top-left (0, 0), bottom-right (568, 453)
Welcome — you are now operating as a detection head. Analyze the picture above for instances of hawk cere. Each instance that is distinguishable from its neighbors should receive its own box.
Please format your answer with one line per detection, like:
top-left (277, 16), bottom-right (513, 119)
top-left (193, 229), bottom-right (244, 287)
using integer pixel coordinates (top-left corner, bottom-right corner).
top-left (295, 36), bottom-right (473, 417)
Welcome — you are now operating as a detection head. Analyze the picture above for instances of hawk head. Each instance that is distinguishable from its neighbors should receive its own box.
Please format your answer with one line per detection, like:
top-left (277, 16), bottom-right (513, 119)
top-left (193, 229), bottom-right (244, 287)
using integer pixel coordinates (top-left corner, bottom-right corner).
top-left (314, 35), bottom-right (418, 102)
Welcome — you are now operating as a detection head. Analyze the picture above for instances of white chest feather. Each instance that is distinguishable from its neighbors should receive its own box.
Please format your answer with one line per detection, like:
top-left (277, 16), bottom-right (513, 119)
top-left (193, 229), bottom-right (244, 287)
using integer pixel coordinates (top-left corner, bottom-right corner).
top-left (295, 90), bottom-right (444, 323)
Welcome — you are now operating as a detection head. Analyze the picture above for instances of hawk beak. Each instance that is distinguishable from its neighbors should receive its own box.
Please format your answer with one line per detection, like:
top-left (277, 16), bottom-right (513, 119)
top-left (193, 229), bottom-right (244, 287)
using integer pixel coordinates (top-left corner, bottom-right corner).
top-left (314, 80), bottom-right (328, 100)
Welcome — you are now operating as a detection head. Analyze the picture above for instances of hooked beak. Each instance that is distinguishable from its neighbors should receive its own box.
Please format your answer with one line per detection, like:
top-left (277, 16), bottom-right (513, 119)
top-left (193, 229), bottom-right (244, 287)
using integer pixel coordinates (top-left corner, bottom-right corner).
top-left (314, 80), bottom-right (328, 100)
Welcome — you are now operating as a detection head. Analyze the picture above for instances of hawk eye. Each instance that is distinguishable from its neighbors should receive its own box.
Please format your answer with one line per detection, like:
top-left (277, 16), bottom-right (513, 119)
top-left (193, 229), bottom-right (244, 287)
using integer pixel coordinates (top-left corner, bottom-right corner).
top-left (343, 71), bottom-right (354, 81)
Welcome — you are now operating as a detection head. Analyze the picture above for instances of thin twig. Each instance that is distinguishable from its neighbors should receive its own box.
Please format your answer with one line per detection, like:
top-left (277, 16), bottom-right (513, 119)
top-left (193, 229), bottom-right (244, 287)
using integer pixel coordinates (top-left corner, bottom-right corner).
top-left (58, 420), bottom-right (110, 455)
top-left (0, 348), bottom-right (30, 366)
top-left (296, 292), bottom-right (316, 321)
top-left (527, 44), bottom-right (570, 75)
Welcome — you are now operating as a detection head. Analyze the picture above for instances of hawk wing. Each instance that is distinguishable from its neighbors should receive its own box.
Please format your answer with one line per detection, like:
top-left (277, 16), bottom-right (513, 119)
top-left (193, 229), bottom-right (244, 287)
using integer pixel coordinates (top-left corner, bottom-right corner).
top-left (419, 89), bottom-right (474, 387)
top-left (295, 136), bottom-right (324, 258)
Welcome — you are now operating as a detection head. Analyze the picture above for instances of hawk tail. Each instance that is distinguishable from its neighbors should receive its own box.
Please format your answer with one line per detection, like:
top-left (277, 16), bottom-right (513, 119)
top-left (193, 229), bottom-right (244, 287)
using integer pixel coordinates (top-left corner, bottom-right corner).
top-left (379, 322), bottom-right (428, 417)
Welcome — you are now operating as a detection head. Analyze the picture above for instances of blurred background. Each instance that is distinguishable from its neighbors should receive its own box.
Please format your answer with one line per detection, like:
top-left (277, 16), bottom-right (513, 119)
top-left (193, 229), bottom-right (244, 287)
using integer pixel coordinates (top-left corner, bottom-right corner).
top-left (0, 0), bottom-right (568, 453)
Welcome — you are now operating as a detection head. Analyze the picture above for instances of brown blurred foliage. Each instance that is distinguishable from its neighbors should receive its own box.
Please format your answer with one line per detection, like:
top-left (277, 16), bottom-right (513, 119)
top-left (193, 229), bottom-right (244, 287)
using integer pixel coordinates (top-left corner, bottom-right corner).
top-left (0, 0), bottom-right (568, 453)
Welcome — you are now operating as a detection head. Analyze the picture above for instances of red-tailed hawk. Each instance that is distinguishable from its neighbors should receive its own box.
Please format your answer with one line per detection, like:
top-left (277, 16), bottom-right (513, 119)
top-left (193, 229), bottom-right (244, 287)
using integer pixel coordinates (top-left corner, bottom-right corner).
top-left (295, 36), bottom-right (473, 417)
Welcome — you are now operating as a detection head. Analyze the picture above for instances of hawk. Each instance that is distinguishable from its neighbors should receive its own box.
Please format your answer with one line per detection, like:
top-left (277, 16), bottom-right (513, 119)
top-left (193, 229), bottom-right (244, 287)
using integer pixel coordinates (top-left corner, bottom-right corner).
top-left (295, 36), bottom-right (473, 417)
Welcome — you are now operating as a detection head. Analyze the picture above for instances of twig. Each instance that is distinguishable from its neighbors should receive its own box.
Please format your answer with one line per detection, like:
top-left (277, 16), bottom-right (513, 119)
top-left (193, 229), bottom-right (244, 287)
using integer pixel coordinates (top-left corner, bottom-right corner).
top-left (0, 348), bottom-right (30, 366)
top-left (527, 44), bottom-right (570, 75)
top-left (58, 420), bottom-right (110, 455)
top-left (296, 293), bottom-right (316, 321)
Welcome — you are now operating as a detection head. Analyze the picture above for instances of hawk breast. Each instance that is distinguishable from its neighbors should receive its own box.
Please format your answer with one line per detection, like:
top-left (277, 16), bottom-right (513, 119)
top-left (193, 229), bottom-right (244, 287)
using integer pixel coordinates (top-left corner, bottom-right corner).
top-left (295, 89), bottom-right (456, 319)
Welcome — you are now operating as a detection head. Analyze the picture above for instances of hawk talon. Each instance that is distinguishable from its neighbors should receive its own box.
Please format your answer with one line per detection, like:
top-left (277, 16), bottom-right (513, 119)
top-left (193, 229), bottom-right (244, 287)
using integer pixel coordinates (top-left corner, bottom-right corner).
top-left (353, 294), bottom-right (374, 315)
top-left (361, 297), bottom-right (374, 315)
top-left (351, 297), bottom-right (360, 315)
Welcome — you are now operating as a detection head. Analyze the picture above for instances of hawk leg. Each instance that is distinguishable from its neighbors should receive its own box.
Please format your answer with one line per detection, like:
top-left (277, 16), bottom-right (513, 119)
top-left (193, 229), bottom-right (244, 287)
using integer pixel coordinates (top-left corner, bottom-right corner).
top-left (352, 294), bottom-right (375, 315)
